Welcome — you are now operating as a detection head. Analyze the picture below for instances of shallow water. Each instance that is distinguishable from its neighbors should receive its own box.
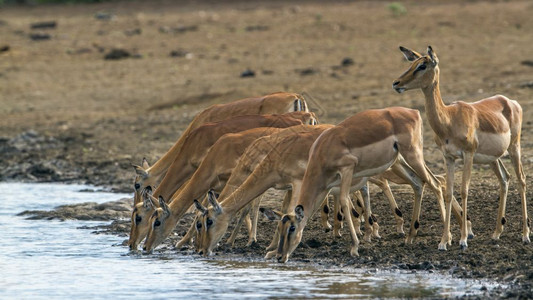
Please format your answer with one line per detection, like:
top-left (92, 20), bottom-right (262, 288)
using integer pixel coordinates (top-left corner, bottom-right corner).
top-left (1, 183), bottom-right (499, 299)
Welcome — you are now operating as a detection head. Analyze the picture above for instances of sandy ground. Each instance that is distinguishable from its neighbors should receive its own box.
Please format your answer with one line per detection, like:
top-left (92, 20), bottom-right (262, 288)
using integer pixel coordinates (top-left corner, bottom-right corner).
top-left (2, 0), bottom-right (533, 298)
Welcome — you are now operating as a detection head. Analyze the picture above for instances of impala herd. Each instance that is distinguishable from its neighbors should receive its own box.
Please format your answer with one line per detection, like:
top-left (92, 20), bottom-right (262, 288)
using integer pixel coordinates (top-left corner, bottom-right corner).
top-left (128, 46), bottom-right (530, 263)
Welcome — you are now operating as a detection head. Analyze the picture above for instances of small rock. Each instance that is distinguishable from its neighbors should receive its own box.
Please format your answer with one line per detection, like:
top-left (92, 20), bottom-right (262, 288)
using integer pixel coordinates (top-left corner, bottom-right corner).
top-left (0, 45), bottom-right (9, 52)
top-left (124, 28), bottom-right (141, 36)
top-left (240, 69), bottom-right (255, 78)
top-left (297, 67), bottom-right (318, 76)
top-left (245, 25), bottom-right (269, 32)
top-left (95, 12), bottom-right (115, 20)
top-left (521, 60), bottom-right (533, 67)
top-left (104, 49), bottom-right (131, 60)
top-left (170, 49), bottom-right (189, 57)
top-left (30, 21), bottom-right (57, 29)
top-left (341, 57), bottom-right (354, 67)
top-left (29, 33), bottom-right (51, 41)
top-left (519, 81), bottom-right (533, 89)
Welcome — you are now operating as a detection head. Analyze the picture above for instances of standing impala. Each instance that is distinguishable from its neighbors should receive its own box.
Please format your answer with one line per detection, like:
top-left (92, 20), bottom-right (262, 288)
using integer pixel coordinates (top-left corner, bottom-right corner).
top-left (273, 107), bottom-right (456, 263)
top-left (132, 92), bottom-right (309, 205)
top-left (393, 46), bottom-right (529, 250)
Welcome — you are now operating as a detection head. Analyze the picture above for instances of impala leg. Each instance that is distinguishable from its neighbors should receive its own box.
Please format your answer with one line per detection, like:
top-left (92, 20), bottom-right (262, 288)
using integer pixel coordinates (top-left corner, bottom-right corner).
top-left (439, 156), bottom-right (456, 251)
top-left (508, 144), bottom-right (530, 243)
top-left (351, 191), bottom-right (363, 236)
top-left (320, 195), bottom-right (333, 232)
top-left (175, 219), bottom-right (197, 249)
top-left (333, 194), bottom-right (344, 237)
top-left (266, 190), bottom-right (292, 251)
top-left (246, 197), bottom-right (262, 246)
top-left (360, 183), bottom-right (374, 243)
top-left (371, 178), bottom-right (405, 235)
top-left (225, 203), bottom-right (252, 247)
top-left (339, 167), bottom-right (360, 256)
top-left (449, 195), bottom-right (474, 239)
top-left (459, 152), bottom-right (474, 250)
top-left (490, 159), bottom-right (509, 240)
top-left (389, 156), bottom-right (424, 243)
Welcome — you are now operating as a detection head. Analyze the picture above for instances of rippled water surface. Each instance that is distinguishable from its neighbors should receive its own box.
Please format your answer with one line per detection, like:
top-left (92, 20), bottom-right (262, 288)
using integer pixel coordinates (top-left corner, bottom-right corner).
top-left (1, 183), bottom-right (498, 299)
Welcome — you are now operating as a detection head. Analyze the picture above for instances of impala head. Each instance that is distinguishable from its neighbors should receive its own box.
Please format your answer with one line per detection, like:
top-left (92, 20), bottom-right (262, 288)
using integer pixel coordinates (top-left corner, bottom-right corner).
top-left (128, 186), bottom-right (155, 251)
top-left (132, 158), bottom-right (155, 205)
top-left (392, 46), bottom-right (440, 93)
top-left (194, 191), bottom-right (229, 256)
top-left (143, 196), bottom-right (175, 253)
top-left (275, 205), bottom-right (306, 263)
top-left (305, 111), bottom-right (319, 125)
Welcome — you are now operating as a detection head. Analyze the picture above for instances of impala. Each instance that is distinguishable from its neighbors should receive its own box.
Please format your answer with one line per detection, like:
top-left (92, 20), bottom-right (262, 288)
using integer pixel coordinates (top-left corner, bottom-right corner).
top-left (132, 92), bottom-right (309, 205)
top-left (128, 112), bottom-right (315, 250)
top-left (272, 107), bottom-right (462, 263)
top-left (393, 46), bottom-right (529, 250)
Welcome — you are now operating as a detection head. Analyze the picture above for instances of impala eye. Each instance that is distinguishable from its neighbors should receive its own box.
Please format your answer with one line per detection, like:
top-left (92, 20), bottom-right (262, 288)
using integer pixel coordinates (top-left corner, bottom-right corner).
top-left (135, 215), bottom-right (142, 224)
top-left (289, 225), bottom-right (296, 233)
top-left (417, 64), bottom-right (427, 71)
top-left (134, 183), bottom-right (141, 190)
top-left (196, 221), bottom-right (202, 229)
top-left (154, 219), bottom-right (161, 227)
top-left (206, 219), bottom-right (213, 227)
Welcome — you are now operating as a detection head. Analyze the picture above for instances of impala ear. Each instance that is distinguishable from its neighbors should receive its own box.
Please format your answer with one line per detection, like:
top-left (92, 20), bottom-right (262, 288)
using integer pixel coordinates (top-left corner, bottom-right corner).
top-left (132, 164), bottom-right (149, 178)
top-left (259, 207), bottom-right (283, 221)
top-left (194, 199), bottom-right (207, 214)
top-left (295, 205), bottom-right (305, 221)
top-left (399, 46), bottom-right (422, 62)
top-left (158, 196), bottom-right (170, 215)
top-left (143, 192), bottom-right (154, 209)
top-left (427, 45), bottom-right (439, 65)
top-left (207, 190), bottom-right (223, 215)
top-left (141, 157), bottom-right (150, 169)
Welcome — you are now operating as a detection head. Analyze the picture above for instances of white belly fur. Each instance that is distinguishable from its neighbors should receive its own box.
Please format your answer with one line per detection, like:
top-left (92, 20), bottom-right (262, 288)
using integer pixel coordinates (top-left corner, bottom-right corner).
top-left (442, 131), bottom-right (510, 164)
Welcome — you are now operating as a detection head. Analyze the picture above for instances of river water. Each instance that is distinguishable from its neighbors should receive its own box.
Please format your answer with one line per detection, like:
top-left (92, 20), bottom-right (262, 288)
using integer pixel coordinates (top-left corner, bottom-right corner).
top-left (1, 182), bottom-right (499, 299)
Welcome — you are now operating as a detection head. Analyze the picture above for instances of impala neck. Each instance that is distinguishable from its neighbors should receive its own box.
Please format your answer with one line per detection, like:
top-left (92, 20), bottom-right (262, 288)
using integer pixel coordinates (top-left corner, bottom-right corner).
top-left (421, 76), bottom-right (450, 137)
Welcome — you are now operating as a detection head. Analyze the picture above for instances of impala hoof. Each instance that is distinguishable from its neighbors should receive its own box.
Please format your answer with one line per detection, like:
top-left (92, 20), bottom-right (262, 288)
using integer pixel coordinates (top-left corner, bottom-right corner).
top-left (460, 240), bottom-right (468, 250)
top-left (523, 235), bottom-right (531, 244)
top-left (350, 248), bottom-right (359, 257)
top-left (246, 240), bottom-right (257, 247)
top-left (264, 250), bottom-right (276, 260)
top-left (491, 232), bottom-right (501, 240)
top-left (468, 233), bottom-right (475, 240)
top-left (438, 243), bottom-right (447, 251)
top-left (404, 236), bottom-right (414, 244)
top-left (363, 235), bottom-right (372, 243)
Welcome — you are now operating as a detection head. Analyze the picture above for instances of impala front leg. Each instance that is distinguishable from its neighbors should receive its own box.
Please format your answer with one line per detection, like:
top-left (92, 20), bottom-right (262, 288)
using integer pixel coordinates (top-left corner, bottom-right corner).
top-left (439, 155), bottom-right (455, 251)
top-left (339, 167), bottom-right (360, 256)
top-left (459, 152), bottom-right (474, 250)
top-left (176, 218), bottom-right (197, 249)
top-left (266, 190), bottom-right (292, 251)
top-left (320, 195), bottom-right (333, 232)
top-left (508, 144), bottom-right (530, 243)
top-left (360, 184), bottom-right (375, 242)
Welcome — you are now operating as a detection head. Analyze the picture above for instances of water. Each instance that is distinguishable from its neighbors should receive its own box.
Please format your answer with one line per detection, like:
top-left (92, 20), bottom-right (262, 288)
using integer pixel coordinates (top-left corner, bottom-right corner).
top-left (1, 182), bottom-right (498, 299)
